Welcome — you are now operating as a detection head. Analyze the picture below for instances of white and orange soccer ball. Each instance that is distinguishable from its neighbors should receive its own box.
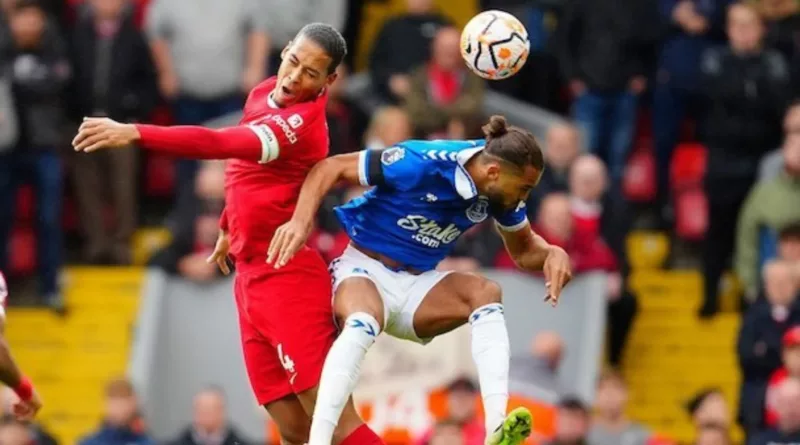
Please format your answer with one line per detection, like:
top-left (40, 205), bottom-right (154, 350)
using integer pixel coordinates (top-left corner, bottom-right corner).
top-left (460, 10), bottom-right (530, 80)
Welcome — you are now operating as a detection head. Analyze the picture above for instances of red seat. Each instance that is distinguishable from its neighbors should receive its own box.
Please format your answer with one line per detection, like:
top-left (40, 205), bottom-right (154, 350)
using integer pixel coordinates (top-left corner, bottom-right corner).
top-left (145, 154), bottom-right (175, 198)
top-left (9, 227), bottom-right (36, 276)
top-left (15, 186), bottom-right (33, 224)
top-left (623, 147), bottom-right (657, 203)
top-left (62, 196), bottom-right (79, 232)
top-left (670, 142), bottom-right (707, 192)
top-left (674, 188), bottom-right (708, 241)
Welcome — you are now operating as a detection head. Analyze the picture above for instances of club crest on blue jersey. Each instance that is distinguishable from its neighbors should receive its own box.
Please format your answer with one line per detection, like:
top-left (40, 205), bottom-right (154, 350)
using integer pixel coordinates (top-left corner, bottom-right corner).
top-left (381, 147), bottom-right (405, 165)
top-left (466, 197), bottom-right (490, 223)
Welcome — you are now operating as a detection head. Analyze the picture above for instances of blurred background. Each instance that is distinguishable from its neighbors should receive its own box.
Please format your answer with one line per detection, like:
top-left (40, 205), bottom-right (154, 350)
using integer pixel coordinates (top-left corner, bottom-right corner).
top-left (1, 0), bottom-right (800, 443)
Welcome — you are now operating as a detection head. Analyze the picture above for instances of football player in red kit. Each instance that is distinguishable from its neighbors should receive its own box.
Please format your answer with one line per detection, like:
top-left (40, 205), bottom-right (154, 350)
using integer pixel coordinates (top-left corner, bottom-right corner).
top-left (72, 23), bottom-right (383, 445)
top-left (0, 272), bottom-right (42, 420)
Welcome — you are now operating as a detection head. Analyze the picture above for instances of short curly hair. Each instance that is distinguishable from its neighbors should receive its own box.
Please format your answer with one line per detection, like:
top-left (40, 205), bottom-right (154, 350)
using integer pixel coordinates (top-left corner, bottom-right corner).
top-left (296, 23), bottom-right (347, 74)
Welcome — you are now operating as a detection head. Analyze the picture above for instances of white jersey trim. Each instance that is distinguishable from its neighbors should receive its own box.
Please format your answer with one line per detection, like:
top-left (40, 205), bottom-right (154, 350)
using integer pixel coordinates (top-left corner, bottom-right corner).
top-left (249, 124), bottom-right (280, 164)
top-left (496, 217), bottom-right (530, 232)
top-left (358, 150), bottom-right (370, 186)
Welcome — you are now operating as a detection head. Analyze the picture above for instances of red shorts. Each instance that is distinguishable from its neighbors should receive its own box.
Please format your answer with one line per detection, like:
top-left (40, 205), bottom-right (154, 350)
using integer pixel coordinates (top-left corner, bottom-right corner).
top-left (234, 247), bottom-right (335, 405)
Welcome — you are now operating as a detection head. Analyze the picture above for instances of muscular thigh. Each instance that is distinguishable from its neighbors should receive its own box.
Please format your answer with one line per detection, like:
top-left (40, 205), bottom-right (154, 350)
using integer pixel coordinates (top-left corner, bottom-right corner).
top-left (265, 394), bottom-right (311, 445)
top-left (412, 272), bottom-right (501, 339)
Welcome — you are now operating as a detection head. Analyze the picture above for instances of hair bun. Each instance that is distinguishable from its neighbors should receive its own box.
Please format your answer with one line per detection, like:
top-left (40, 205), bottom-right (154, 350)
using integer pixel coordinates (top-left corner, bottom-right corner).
top-left (482, 115), bottom-right (508, 139)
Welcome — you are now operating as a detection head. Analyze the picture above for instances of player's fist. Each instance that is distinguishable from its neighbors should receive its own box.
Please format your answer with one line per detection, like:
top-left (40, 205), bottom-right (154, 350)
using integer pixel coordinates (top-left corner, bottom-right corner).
top-left (267, 218), bottom-right (313, 269)
top-left (72, 117), bottom-right (140, 153)
top-left (12, 389), bottom-right (41, 422)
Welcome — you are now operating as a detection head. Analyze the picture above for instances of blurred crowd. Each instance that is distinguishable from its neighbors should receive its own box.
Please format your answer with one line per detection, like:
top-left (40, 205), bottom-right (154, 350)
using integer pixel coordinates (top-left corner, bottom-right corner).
top-left (0, 0), bottom-right (799, 443)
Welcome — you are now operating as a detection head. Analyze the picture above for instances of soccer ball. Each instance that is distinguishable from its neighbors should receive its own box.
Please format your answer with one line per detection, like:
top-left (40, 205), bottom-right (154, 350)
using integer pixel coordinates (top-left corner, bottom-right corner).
top-left (460, 10), bottom-right (530, 80)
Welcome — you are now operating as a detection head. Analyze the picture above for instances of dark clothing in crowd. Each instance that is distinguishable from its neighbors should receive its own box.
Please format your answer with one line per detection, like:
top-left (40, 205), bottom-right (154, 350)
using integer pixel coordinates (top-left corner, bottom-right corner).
top-left (369, 12), bottom-right (451, 102)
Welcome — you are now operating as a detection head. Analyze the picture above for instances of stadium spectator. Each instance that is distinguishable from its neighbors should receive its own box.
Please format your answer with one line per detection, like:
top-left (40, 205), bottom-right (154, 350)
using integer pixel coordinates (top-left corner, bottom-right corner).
top-left (69, 0), bottom-right (158, 265)
top-left (735, 124), bottom-right (800, 302)
top-left (778, 222), bottom-right (800, 265)
top-left (699, 2), bottom-right (790, 318)
top-left (0, 388), bottom-right (57, 445)
top-left (686, 389), bottom-right (731, 432)
top-left (652, 0), bottom-right (732, 211)
top-left (426, 420), bottom-right (465, 445)
top-left (145, 0), bottom-right (268, 215)
top-left (364, 106), bottom-right (413, 151)
top-left (404, 26), bottom-right (484, 139)
top-left (765, 326), bottom-right (800, 428)
top-left (588, 370), bottom-right (651, 445)
top-left (509, 330), bottom-right (563, 402)
top-left (0, 0), bottom-right (70, 311)
top-left (759, 100), bottom-right (800, 181)
top-left (751, 0), bottom-right (800, 93)
top-left (567, 155), bottom-right (637, 366)
top-left (527, 123), bottom-right (581, 222)
top-left (326, 65), bottom-right (359, 157)
top-left (694, 425), bottom-right (731, 445)
top-left (546, 397), bottom-right (591, 445)
top-left (368, 0), bottom-right (451, 104)
top-left (414, 377), bottom-right (483, 445)
top-left (79, 378), bottom-right (154, 445)
top-left (148, 161), bottom-right (225, 281)
top-left (556, 0), bottom-right (660, 191)
top-left (737, 260), bottom-right (800, 433)
top-left (748, 377), bottom-right (800, 445)
top-left (0, 419), bottom-right (35, 445)
top-left (262, 0), bottom-right (346, 75)
top-left (165, 386), bottom-right (253, 445)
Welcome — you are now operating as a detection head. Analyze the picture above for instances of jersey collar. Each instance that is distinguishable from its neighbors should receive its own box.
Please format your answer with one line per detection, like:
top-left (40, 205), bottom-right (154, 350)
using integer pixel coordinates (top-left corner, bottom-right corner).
top-left (267, 93), bottom-right (281, 109)
top-left (454, 146), bottom-right (484, 199)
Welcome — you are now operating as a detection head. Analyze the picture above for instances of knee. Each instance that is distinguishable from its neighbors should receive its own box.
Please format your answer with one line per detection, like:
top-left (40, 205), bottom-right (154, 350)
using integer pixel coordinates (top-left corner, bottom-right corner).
top-left (276, 416), bottom-right (311, 445)
top-left (465, 278), bottom-right (503, 310)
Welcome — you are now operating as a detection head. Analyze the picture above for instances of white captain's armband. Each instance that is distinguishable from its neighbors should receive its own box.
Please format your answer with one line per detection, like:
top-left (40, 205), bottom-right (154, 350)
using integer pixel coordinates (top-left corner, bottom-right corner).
top-left (249, 124), bottom-right (280, 164)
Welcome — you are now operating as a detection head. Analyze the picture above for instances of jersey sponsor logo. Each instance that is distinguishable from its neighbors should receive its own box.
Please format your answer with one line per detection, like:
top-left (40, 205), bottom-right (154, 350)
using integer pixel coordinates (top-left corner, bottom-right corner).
top-left (466, 198), bottom-right (489, 223)
top-left (288, 113), bottom-right (304, 129)
top-left (271, 115), bottom-right (298, 144)
top-left (381, 147), bottom-right (405, 166)
top-left (397, 215), bottom-right (462, 248)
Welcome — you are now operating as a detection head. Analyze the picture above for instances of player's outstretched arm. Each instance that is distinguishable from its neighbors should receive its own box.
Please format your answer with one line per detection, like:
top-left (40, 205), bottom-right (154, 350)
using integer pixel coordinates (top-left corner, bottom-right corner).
top-left (73, 117), bottom-right (264, 161)
top-left (498, 224), bottom-right (572, 306)
top-left (267, 152), bottom-right (362, 267)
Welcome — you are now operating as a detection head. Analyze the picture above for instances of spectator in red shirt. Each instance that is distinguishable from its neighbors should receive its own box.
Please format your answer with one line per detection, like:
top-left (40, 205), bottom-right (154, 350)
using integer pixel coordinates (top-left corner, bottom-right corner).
top-left (765, 326), bottom-right (800, 427)
top-left (414, 377), bottom-right (484, 445)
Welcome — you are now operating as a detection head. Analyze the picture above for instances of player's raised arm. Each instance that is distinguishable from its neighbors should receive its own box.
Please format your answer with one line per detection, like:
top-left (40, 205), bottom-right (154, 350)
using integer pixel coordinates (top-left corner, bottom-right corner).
top-left (496, 219), bottom-right (572, 306)
top-left (267, 152), bottom-right (362, 267)
top-left (72, 117), bottom-right (267, 162)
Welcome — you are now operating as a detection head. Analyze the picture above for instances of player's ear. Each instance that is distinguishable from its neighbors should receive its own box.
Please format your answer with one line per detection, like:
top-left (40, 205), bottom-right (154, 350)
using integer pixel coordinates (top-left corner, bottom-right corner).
top-left (486, 162), bottom-right (502, 180)
top-left (325, 70), bottom-right (338, 88)
top-left (281, 42), bottom-right (292, 60)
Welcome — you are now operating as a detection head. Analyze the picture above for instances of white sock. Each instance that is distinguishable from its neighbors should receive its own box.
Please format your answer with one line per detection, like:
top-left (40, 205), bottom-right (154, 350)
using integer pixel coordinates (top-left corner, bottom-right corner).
top-left (469, 303), bottom-right (510, 435)
top-left (308, 312), bottom-right (380, 445)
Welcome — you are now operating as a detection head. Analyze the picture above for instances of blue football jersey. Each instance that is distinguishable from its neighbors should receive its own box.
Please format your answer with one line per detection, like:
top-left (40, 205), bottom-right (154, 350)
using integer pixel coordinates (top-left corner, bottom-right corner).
top-left (334, 139), bottom-right (530, 272)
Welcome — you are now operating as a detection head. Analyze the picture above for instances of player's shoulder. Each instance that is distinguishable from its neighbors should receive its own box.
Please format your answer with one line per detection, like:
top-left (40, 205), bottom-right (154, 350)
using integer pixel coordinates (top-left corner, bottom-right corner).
top-left (397, 139), bottom-right (485, 163)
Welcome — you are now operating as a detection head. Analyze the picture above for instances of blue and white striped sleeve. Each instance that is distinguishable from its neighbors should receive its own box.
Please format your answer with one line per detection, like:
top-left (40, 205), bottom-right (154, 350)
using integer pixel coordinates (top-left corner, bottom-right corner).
top-left (494, 201), bottom-right (530, 232)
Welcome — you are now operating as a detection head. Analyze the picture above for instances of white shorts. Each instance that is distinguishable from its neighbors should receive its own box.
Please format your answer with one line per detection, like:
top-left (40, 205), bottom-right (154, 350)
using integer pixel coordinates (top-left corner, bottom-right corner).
top-left (330, 246), bottom-right (453, 344)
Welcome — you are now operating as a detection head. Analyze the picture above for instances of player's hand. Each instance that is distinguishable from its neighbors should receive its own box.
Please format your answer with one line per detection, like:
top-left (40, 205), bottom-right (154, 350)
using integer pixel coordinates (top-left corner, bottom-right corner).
top-left (206, 230), bottom-right (231, 275)
top-left (73, 117), bottom-right (140, 153)
top-left (267, 219), bottom-right (312, 269)
top-left (542, 246), bottom-right (572, 307)
top-left (12, 390), bottom-right (41, 421)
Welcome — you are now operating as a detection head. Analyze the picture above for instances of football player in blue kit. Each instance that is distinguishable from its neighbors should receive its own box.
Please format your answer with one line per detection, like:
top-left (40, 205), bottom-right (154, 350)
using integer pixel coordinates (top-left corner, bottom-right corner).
top-left (268, 115), bottom-right (573, 445)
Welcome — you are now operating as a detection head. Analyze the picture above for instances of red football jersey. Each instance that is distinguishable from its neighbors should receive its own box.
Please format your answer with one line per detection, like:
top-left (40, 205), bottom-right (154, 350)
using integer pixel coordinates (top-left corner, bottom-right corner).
top-left (223, 77), bottom-right (329, 262)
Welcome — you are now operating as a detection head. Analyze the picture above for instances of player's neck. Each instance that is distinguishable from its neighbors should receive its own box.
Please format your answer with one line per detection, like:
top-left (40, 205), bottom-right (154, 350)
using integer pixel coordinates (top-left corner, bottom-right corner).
top-left (268, 93), bottom-right (285, 109)
top-left (464, 158), bottom-right (485, 192)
